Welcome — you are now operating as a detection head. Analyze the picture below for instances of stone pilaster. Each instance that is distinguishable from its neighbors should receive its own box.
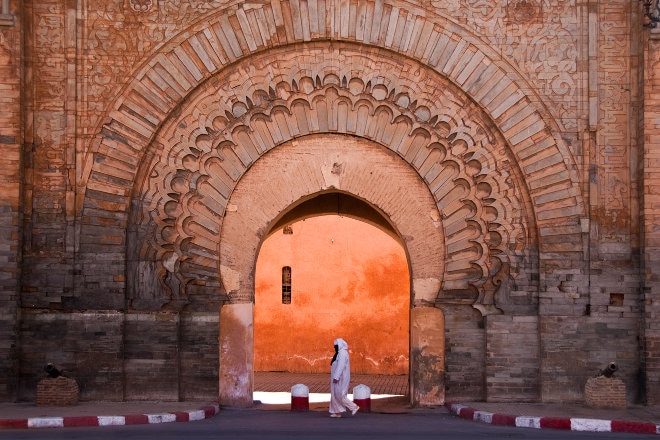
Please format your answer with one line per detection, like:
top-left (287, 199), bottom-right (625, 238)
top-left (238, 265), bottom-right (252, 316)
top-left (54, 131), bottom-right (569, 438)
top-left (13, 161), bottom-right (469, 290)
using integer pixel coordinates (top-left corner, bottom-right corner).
top-left (410, 306), bottom-right (445, 406)
top-left (219, 303), bottom-right (253, 407)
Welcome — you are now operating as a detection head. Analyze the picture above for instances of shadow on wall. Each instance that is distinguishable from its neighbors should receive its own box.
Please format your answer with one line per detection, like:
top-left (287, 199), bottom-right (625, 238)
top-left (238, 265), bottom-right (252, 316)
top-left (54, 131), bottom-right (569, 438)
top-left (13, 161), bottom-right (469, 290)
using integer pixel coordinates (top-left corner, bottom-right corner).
top-left (255, 215), bottom-right (410, 375)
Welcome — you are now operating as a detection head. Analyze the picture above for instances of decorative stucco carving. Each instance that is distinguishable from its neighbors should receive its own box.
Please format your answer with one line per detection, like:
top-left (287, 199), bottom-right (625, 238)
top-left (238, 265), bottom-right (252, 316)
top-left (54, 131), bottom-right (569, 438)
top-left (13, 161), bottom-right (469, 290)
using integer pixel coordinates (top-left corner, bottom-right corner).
top-left (80, 0), bottom-right (579, 147)
top-left (129, 0), bottom-right (155, 12)
top-left (128, 47), bottom-right (532, 314)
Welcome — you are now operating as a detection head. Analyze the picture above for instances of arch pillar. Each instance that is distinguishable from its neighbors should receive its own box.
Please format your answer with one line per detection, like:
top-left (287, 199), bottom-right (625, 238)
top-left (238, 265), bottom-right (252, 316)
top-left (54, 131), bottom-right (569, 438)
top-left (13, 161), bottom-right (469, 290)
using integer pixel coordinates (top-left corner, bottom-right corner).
top-left (411, 306), bottom-right (446, 405)
top-left (219, 302), bottom-right (254, 407)
top-left (218, 134), bottom-right (446, 406)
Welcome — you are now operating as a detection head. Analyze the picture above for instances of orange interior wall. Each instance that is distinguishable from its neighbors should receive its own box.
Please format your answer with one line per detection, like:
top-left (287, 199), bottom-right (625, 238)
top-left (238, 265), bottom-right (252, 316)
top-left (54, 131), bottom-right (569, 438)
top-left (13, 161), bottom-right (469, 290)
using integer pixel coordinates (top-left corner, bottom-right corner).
top-left (254, 215), bottom-right (409, 375)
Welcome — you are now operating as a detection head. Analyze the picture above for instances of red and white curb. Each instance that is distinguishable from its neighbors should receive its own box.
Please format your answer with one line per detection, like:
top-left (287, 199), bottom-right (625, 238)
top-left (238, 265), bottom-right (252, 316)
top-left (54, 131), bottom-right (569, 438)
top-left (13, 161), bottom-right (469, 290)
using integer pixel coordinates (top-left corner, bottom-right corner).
top-left (446, 403), bottom-right (660, 435)
top-left (0, 404), bottom-right (220, 429)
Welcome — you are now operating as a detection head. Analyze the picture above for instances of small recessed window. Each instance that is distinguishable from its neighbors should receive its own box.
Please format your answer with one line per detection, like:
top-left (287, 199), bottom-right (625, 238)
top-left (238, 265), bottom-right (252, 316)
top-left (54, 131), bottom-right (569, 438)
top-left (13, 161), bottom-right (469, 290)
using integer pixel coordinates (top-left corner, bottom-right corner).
top-left (282, 266), bottom-right (291, 304)
top-left (0, 0), bottom-right (13, 26)
top-left (609, 293), bottom-right (624, 307)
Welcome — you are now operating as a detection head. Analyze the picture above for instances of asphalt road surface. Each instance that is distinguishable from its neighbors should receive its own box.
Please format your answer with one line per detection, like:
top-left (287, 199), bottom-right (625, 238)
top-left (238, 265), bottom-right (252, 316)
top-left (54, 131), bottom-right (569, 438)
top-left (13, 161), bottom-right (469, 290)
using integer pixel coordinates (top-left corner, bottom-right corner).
top-left (2, 408), bottom-right (657, 440)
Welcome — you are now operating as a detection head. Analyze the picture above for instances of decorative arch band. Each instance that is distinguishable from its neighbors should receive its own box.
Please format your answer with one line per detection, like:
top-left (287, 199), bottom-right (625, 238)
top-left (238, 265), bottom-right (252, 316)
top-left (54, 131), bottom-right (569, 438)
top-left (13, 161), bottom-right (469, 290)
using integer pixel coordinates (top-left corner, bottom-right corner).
top-left (80, 3), bottom-right (586, 312)
top-left (126, 45), bottom-right (536, 314)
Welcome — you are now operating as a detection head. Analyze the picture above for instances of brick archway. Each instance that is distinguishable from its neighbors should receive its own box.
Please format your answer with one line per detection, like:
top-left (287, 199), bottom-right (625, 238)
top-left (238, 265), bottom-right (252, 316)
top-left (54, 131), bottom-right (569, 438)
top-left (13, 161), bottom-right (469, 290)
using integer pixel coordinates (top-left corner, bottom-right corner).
top-left (125, 44), bottom-right (536, 313)
top-left (87, 40), bottom-right (565, 405)
top-left (77, 4), bottom-right (586, 405)
top-left (81, 3), bottom-right (584, 276)
top-left (219, 134), bottom-right (444, 406)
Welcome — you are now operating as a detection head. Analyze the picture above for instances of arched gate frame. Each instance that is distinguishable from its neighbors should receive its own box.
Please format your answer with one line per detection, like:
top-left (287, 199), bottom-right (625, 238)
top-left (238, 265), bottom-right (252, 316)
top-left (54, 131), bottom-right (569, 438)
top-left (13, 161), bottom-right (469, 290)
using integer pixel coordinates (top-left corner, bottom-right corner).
top-left (77, 3), bottom-right (585, 407)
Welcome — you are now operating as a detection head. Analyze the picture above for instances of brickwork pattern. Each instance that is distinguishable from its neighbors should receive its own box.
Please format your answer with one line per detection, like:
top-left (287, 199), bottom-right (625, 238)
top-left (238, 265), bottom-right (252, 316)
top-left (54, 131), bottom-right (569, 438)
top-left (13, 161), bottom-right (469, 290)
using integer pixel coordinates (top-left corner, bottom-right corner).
top-left (123, 311), bottom-right (218, 402)
top-left (79, 1), bottom-right (584, 315)
top-left (485, 316), bottom-right (539, 402)
top-left (0, 0), bottom-right (21, 402)
top-left (443, 305), bottom-right (486, 401)
top-left (18, 311), bottom-right (124, 402)
top-left (584, 376), bottom-right (627, 409)
top-left (0, 0), bottom-right (656, 406)
top-left (36, 377), bottom-right (79, 406)
top-left (643, 30), bottom-right (660, 406)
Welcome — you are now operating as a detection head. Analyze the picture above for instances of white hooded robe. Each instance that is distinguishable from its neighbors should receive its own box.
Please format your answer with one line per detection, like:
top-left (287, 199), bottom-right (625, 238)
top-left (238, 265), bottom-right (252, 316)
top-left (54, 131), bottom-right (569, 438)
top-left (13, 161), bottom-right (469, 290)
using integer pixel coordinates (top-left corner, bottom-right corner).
top-left (329, 338), bottom-right (359, 414)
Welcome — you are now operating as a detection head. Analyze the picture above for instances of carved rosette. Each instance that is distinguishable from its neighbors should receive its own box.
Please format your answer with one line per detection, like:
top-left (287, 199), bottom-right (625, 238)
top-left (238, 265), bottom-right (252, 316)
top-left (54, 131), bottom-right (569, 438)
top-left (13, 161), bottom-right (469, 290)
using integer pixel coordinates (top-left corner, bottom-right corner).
top-left (130, 0), bottom-right (155, 12)
top-left (507, 0), bottom-right (541, 24)
top-left (130, 49), bottom-right (532, 314)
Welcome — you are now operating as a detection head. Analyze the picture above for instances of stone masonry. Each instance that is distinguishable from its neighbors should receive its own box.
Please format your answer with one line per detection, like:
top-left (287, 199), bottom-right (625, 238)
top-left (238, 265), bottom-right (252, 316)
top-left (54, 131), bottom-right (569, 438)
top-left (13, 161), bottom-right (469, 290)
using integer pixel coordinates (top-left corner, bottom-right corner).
top-left (0, 0), bottom-right (659, 407)
top-left (36, 377), bottom-right (79, 407)
top-left (584, 376), bottom-right (627, 410)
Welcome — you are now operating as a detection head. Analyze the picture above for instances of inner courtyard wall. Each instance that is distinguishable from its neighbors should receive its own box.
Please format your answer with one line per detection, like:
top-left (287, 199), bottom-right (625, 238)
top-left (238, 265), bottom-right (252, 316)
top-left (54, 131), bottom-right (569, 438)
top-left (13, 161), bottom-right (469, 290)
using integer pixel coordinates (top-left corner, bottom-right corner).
top-left (254, 215), bottom-right (410, 376)
top-left (0, 0), bottom-right (656, 405)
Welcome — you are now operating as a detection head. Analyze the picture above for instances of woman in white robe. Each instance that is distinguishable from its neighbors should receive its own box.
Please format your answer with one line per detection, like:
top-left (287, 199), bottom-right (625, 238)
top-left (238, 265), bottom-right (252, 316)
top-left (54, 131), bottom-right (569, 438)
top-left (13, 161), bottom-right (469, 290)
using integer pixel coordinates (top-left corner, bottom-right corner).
top-left (329, 338), bottom-right (360, 418)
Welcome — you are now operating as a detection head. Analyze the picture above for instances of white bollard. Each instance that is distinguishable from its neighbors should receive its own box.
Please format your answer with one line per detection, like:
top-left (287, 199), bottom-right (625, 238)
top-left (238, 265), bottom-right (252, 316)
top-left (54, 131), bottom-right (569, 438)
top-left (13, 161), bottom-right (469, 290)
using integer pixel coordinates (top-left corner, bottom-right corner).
top-left (353, 384), bottom-right (371, 413)
top-left (291, 384), bottom-right (309, 412)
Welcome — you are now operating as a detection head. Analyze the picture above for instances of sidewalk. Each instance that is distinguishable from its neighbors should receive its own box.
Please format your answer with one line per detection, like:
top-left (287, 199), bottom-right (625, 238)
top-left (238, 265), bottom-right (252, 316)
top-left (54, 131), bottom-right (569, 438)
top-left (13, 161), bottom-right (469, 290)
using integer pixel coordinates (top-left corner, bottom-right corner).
top-left (446, 401), bottom-right (660, 435)
top-left (1, 397), bottom-right (659, 434)
top-left (1, 371), bottom-right (659, 435)
top-left (0, 401), bottom-right (220, 429)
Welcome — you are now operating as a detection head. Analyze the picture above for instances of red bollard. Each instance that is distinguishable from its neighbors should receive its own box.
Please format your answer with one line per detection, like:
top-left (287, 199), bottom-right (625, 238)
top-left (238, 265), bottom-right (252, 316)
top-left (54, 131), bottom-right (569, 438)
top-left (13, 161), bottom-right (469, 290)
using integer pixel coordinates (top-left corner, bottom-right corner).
top-left (291, 384), bottom-right (309, 412)
top-left (353, 384), bottom-right (371, 413)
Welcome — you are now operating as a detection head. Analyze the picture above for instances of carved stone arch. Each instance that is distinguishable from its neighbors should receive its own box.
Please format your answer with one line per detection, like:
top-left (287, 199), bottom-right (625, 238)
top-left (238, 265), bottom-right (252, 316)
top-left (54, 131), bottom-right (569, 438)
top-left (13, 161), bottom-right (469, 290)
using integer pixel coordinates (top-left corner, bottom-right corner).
top-left (124, 46), bottom-right (536, 319)
top-left (70, 1), bottom-right (590, 406)
top-left (81, 2), bottom-right (584, 241)
top-left (218, 133), bottom-right (447, 405)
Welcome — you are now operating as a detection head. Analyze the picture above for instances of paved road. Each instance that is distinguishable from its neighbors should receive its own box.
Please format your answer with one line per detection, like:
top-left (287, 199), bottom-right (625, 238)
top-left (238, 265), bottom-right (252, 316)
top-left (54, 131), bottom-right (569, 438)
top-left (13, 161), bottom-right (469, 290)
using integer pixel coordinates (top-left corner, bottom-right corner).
top-left (2, 408), bottom-right (657, 440)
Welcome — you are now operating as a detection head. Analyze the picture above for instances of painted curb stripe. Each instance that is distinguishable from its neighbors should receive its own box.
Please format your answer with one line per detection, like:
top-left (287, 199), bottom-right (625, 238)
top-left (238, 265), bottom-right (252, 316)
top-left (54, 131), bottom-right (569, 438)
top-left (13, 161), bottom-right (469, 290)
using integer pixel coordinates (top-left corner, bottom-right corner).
top-left (458, 407), bottom-right (475, 420)
top-left (0, 419), bottom-right (28, 429)
top-left (473, 411), bottom-right (493, 424)
top-left (124, 414), bottom-right (149, 425)
top-left (188, 409), bottom-right (207, 421)
top-left (571, 418), bottom-right (611, 432)
top-left (491, 413), bottom-right (516, 426)
top-left (1, 403), bottom-right (220, 429)
top-left (27, 417), bottom-right (63, 428)
top-left (63, 416), bottom-right (99, 427)
top-left (515, 416), bottom-right (541, 429)
top-left (447, 403), bottom-right (660, 435)
top-left (174, 411), bottom-right (190, 422)
top-left (539, 417), bottom-right (571, 430)
top-left (98, 415), bottom-right (126, 426)
top-left (448, 403), bottom-right (467, 414)
top-left (146, 413), bottom-right (177, 424)
top-left (611, 420), bottom-right (659, 435)
top-left (203, 405), bottom-right (220, 417)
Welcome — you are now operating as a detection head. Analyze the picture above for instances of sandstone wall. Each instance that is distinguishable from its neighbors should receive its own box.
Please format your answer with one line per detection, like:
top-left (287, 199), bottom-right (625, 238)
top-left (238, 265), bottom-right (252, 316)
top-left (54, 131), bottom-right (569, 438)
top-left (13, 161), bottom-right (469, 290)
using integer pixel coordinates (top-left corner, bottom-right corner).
top-left (0, 0), bottom-right (21, 402)
top-left (18, 310), bottom-right (218, 402)
top-left (643, 29), bottom-right (660, 406)
top-left (0, 0), bottom-right (656, 405)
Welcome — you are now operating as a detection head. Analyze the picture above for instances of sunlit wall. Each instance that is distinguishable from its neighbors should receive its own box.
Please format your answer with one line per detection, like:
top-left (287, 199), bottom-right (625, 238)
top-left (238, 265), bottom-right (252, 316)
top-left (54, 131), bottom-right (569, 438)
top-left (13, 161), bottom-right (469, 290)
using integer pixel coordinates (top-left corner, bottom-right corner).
top-left (254, 215), bottom-right (409, 375)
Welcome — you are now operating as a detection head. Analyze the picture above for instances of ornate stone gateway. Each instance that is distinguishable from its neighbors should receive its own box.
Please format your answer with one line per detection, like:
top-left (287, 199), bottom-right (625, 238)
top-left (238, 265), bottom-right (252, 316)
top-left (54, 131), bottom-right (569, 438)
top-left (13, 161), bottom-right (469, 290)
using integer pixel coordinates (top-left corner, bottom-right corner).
top-left (62, 1), bottom-right (581, 405)
top-left (4, 0), bottom-right (657, 407)
top-left (93, 35), bottom-right (569, 405)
